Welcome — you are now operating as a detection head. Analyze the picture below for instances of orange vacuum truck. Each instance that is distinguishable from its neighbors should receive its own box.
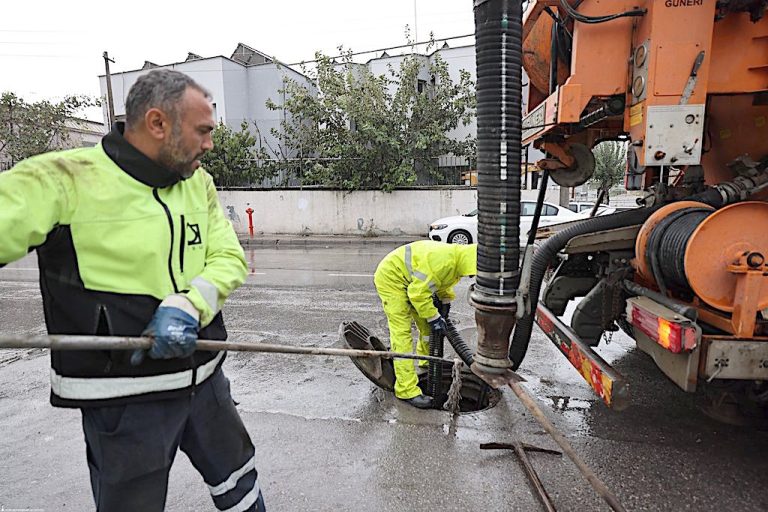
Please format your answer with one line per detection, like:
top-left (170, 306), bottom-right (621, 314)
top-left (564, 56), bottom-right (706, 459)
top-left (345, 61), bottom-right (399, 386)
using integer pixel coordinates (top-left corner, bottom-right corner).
top-left (510, 0), bottom-right (768, 424)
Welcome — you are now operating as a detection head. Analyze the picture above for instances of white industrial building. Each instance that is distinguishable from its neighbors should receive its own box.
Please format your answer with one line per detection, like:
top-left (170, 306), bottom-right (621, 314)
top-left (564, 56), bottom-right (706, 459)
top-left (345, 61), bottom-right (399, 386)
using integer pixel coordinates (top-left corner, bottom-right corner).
top-left (99, 42), bottom-right (544, 186)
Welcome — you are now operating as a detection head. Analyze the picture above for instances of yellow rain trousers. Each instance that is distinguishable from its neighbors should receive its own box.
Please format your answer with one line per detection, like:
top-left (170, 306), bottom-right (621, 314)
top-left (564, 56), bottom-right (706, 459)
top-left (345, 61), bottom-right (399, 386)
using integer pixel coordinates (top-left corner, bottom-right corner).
top-left (374, 241), bottom-right (477, 399)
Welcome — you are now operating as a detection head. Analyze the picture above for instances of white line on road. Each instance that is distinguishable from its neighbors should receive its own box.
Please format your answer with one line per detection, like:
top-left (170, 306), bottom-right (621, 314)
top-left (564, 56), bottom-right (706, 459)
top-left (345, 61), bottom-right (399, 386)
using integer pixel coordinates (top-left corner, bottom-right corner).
top-left (328, 273), bottom-right (373, 277)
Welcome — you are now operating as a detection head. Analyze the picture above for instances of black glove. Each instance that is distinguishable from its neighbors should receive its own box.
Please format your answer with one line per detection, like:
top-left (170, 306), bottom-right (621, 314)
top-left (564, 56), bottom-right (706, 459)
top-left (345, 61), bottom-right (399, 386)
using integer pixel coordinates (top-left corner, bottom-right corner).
top-left (432, 295), bottom-right (451, 319)
top-left (428, 316), bottom-right (448, 336)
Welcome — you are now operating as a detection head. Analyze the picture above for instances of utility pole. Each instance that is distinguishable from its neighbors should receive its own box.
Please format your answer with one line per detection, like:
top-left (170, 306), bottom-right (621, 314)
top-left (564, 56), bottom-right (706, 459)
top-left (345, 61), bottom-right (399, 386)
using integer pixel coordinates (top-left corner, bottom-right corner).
top-left (102, 51), bottom-right (115, 127)
top-left (413, 0), bottom-right (418, 43)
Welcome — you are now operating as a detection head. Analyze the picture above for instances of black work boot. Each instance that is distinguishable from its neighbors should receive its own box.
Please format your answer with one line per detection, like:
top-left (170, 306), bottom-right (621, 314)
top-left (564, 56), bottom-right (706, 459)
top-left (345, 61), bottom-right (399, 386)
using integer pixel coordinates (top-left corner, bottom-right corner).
top-left (400, 394), bottom-right (434, 409)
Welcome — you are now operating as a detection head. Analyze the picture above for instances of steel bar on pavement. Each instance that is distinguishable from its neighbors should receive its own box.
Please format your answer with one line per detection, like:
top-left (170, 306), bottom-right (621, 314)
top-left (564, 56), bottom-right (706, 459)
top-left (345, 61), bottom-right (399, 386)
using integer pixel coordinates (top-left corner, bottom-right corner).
top-left (0, 335), bottom-right (451, 363)
top-left (513, 440), bottom-right (557, 512)
top-left (481, 442), bottom-right (562, 456)
top-left (508, 381), bottom-right (628, 512)
top-left (480, 441), bottom-right (559, 512)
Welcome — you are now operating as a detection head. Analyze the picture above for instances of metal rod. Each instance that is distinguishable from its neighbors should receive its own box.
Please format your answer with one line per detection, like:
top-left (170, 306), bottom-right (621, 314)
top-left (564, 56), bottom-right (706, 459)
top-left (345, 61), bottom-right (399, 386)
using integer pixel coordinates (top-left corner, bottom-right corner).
top-left (527, 170), bottom-right (550, 246)
top-left (523, 4), bottom-right (558, 248)
top-left (508, 381), bottom-right (627, 512)
top-left (513, 440), bottom-right (558, 512)
top-left (480, 442), bottom-right (562, 456)
top-left (0, 335), bottom-right (451, 363)
top-left (480, 441), bottom-right (560, 512)
top-left (588, 188), bottom-right (606, 217)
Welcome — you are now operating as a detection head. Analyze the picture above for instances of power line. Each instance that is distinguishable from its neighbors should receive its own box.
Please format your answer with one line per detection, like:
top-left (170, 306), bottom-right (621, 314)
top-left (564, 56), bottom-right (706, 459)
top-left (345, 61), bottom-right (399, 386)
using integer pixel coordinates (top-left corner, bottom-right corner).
top-left (0, 33), bottom-right (477, 73)
top-left (286, 33), bottom-right (475, 66)
top-left (0, 29), bottom-right (91, 33)
top-left (0, 54), bottom-right (86, 58)
top-left (0, 41), bottom-right (79, 45)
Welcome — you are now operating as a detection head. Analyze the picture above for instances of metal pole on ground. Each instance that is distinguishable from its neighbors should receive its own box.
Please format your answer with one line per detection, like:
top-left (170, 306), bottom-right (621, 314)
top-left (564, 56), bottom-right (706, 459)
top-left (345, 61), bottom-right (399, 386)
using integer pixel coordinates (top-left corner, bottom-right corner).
top-left (508, 381), bottom-right (627, 512)
top-left (0, 334), bottom-right (450, 364)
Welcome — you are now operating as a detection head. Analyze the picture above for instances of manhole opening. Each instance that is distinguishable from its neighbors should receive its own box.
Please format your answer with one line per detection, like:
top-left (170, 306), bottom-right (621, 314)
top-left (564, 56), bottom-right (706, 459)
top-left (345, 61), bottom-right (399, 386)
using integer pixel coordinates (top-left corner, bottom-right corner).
top-left (417, 368), bottom-right (500, 413)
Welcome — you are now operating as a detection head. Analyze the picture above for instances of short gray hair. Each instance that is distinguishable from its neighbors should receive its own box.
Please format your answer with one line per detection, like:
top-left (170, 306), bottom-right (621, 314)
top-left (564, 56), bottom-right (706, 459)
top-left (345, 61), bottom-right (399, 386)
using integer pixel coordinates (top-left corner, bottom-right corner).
top-left (124, 69), bottom-right (211, 128)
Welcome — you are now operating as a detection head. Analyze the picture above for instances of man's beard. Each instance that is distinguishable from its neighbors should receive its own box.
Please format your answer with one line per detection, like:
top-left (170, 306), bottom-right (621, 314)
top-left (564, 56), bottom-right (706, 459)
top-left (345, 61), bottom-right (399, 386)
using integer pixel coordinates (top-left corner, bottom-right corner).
top-left (158, 134), bottom-right (202, 179)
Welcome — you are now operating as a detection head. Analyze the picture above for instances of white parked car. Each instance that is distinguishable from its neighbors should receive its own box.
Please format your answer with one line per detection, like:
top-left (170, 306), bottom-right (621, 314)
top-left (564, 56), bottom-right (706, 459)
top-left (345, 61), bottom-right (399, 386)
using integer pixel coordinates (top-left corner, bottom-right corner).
top-left (569, 202), bottom-right (639, 216)
top-left (593, 205), bottom-right (639, 216)
top-left (567, 201), bottom-right (596, 214)
top-left (428, 201), bottom-right (583, 247)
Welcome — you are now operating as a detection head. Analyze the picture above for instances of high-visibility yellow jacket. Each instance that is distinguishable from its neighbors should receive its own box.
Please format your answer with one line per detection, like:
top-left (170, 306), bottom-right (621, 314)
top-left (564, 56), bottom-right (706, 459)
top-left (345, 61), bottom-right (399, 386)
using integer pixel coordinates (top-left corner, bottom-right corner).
top-left (0, 125), bottom-right (247, 407)
top-left (374, 240), bottom-right (477, 320)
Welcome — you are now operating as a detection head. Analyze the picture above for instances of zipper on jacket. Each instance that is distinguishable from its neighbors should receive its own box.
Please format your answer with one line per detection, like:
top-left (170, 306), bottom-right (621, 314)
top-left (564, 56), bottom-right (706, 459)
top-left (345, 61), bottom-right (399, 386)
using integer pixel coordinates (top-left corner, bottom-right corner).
top-left (179, 214), bottom-right (186, 274)
top-left (191, 362), bottom-right (198, 396)
top-left (152, 189), bottom-right (180, 294)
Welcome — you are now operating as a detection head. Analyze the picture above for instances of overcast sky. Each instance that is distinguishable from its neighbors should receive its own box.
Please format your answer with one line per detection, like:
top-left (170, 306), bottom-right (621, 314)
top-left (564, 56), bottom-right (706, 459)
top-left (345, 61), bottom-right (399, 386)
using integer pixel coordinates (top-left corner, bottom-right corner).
top-left (0, 0), bottom-right (476, 119)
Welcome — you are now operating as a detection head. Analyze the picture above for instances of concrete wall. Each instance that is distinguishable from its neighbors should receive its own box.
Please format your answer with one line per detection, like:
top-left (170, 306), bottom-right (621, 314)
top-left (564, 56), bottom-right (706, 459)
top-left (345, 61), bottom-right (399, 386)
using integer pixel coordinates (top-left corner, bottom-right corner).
top-left (218, 188), bottom-right (560, 236)
top-left (219, 188), bottom-right (477, 236)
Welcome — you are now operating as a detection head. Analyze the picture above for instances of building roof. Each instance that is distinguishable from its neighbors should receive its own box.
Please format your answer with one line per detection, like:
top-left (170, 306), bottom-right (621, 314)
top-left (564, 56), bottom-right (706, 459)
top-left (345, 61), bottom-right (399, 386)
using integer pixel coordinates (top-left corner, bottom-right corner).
top-left (99, 44), bottom-right (288, 77)
top-left (364, 43), bottom-right (474, 65)
top-left (230, 43), bottom-right (273, 66)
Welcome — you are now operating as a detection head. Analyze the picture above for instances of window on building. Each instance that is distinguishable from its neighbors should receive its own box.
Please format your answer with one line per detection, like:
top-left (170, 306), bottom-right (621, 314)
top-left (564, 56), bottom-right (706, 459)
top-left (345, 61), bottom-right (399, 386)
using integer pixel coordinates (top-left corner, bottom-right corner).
top-left (417, 80), bottom-right (427, 93)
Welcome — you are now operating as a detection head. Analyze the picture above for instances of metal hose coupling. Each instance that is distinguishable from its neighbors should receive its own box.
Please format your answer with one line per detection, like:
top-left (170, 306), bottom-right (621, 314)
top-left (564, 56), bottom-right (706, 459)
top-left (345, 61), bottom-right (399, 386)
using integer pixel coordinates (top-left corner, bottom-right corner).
top-left (470, 286), bottom-right (519, 388)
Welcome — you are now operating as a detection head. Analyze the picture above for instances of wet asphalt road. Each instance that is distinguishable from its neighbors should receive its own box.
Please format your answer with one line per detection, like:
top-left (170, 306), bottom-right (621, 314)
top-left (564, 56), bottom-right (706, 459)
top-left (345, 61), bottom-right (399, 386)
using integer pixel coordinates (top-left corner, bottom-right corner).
top-left (1, 245), bottom-right (767, 512)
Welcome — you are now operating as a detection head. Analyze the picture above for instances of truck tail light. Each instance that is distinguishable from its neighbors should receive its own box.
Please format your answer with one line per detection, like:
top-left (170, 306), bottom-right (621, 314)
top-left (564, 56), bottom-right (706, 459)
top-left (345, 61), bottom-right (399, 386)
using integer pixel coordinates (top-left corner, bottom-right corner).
top-left (629, 301), bottom-right (698, 353)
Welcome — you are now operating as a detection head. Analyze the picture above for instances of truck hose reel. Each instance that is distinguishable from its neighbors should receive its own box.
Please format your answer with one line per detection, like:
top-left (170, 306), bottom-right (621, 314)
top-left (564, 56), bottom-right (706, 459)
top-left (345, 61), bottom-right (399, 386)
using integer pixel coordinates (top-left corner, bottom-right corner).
top-left (635, 201), bottom-right (768, 313)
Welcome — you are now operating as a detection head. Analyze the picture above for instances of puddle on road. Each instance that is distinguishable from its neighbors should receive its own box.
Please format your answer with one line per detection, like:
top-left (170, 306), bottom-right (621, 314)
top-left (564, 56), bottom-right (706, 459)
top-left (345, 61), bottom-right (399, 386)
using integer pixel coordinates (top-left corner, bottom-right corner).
top-left (547, 395), bottom-right (594, 412)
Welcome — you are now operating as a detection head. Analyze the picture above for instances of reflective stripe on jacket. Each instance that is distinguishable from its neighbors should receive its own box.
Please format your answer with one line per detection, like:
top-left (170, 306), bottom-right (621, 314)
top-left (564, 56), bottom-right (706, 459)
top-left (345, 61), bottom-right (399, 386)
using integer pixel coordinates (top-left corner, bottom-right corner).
top-left (0, 126), bottom-right (247, 407)
top-left (374, 240), bottom-right (477, 320)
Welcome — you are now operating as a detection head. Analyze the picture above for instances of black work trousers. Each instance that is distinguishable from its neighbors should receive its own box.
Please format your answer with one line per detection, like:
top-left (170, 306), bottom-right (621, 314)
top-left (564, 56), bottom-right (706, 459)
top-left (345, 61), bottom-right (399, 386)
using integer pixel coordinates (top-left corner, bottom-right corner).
top-left (81, 368), bottom-right (265, 512)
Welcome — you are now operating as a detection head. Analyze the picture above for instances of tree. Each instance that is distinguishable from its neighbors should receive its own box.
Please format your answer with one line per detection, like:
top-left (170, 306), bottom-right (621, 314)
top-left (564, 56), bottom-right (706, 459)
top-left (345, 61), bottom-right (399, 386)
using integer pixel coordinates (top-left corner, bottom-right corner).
top-left (0, 92), bottom-right (99, 165)
top-left (200, 121), bottom-right (277, 187)
top-left (590, 141), bottom-right (627, 203)
top-left (266, 40), bottom-right (476, 191)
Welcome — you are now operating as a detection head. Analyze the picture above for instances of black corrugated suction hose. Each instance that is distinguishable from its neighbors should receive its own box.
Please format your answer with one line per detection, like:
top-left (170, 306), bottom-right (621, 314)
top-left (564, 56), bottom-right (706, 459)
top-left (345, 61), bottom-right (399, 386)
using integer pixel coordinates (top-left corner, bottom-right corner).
top-left (474, 0), bottom-right (523, 299)
top-left (509, 207), bottom-right (659, 368)
top-left (428, 330), bottom-right (444, 398)
top-left (445, 318), bottom-right (475, 367)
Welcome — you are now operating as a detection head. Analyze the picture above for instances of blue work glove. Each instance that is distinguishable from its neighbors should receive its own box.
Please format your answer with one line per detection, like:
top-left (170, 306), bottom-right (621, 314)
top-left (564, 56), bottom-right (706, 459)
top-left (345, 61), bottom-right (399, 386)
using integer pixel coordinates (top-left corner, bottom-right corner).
top-left (428, 316), bottom-right (448, 336)
top-left (131, 295), bottom-right (200, 366)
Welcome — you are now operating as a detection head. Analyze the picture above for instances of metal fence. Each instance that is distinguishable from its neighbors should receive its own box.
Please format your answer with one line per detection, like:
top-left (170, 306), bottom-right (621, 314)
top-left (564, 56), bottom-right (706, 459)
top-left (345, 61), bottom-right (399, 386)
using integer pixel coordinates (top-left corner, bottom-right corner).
top-left (251, 156), bottom-right (474, 188)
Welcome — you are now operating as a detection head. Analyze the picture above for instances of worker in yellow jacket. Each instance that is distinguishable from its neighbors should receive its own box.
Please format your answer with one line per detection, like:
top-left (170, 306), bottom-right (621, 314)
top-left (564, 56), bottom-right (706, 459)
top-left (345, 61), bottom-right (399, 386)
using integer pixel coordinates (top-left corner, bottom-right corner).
top-left (374, 241), bottom-right (477, 408)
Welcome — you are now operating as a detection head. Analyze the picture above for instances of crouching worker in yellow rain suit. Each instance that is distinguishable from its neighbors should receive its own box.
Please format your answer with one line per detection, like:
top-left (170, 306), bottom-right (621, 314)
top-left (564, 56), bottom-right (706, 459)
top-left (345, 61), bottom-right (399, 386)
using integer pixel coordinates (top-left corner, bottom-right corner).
top-left (374, 241), bottom-right (477, 409)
